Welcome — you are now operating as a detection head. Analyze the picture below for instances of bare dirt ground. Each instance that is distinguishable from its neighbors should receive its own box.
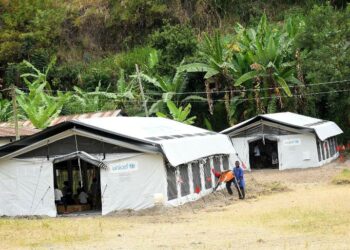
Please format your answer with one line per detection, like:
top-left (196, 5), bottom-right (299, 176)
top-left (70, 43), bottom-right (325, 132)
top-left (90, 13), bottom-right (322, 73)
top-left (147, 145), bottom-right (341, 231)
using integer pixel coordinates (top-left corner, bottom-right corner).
top-left (1, 160), bottom-right (350, 250)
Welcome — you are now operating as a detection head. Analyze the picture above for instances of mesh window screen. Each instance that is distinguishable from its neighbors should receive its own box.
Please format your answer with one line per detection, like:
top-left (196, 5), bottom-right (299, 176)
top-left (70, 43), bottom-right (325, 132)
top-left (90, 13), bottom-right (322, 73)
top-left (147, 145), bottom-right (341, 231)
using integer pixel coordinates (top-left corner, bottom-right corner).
top-left (166, 166), bottom-right (177, 200)
top-left (329, 138), bottom-right (334, 156)
top-left (321, 142), bottom-right (325, 160)
top-left (317, 140), bottom-right (321, 162)
top-left (203, 159), bottom-right (212, 189)
top-left (179, 165), bottom-right (190, 197)
top-left (223, 155), bottom-right (229, 170)
top-left (325, 141), bottom-right (330, 158)
top-left (191, 162), bottom-right (201, 193)
top-left (213, 157), bottom-right (221, 172)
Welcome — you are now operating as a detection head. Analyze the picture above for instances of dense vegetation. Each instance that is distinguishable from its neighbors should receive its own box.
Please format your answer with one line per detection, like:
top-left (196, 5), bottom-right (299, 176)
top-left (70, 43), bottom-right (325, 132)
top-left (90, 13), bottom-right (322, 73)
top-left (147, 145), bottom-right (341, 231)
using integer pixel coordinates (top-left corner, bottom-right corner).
top-left (0, 0), bottom-right (349, 141)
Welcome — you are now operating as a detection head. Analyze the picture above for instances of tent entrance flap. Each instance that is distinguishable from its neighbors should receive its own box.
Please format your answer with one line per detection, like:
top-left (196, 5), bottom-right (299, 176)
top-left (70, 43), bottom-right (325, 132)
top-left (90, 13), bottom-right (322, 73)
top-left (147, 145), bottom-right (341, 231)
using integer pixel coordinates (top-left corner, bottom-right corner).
top-left (249, 138), bottom-right (279, 169)
top-left (54, 156), bottom-right (102, 215)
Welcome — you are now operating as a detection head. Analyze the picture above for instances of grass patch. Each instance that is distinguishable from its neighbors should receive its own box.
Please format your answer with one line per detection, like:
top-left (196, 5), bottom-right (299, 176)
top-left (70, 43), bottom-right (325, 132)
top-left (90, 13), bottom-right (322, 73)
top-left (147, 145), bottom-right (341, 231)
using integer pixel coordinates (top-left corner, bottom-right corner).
top-left (332, 168), bottom-right (350, 185)
top-left (256, 207), bottom-right (350, 234)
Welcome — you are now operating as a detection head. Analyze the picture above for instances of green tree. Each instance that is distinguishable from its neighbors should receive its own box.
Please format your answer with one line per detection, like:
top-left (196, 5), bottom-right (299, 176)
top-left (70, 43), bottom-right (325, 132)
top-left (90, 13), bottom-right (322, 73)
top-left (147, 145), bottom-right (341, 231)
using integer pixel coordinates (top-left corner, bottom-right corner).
top-left (156, 101), bottom-right (196, 125)
top-left (296, 4), bottom-right (350, 141)
top-left (0, 98), bottom-right (12, 122)
top-left (16, 60), bottom-right (70, 129)
top-left (136, 67), bottom-right (206, 115)
top-left (178, 32), bottom-right (236, 115)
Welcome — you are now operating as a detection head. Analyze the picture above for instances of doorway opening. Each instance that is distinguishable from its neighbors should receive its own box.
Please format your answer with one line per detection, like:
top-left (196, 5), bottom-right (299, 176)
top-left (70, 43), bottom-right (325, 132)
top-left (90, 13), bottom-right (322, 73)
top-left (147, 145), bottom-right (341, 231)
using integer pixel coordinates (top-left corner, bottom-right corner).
top-left (249, 138), bottom-right (279, 169)
top-left (53, 158), bottom-right (102, 215)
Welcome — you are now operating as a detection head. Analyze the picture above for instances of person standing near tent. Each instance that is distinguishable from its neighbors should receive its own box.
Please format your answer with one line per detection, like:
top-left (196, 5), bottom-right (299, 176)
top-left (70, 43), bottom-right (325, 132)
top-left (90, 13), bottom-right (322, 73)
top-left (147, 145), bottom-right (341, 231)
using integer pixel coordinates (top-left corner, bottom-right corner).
top-left (233, 161), bottom-right (245, 199)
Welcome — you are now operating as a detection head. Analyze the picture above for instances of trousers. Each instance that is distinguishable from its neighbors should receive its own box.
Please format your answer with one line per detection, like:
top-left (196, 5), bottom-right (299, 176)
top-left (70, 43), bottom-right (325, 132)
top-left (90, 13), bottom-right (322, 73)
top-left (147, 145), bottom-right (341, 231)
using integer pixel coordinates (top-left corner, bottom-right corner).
top-left (226, 179), bottom-right (245, 199)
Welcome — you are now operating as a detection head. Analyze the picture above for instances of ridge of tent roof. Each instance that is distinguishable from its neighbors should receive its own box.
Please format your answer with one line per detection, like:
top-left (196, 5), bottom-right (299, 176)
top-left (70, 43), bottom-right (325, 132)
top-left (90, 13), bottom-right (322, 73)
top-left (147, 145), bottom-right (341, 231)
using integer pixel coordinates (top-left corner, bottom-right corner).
top-left (221, 112), bottom-right (343, 141)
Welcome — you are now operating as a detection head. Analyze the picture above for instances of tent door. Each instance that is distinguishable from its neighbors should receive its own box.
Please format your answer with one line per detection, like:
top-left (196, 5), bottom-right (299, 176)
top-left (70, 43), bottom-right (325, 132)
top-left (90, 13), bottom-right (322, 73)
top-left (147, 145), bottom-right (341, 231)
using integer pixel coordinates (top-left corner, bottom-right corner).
top-left (53, 159), bottom-right (102, 215)
top-left (249, 138), bottom-right (279, 169)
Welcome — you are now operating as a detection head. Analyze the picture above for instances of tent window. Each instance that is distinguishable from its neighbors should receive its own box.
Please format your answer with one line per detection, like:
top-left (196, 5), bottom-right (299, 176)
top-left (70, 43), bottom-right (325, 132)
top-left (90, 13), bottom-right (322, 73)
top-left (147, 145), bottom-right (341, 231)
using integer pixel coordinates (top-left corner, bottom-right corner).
top-left (325, 141), bottom-right (330, 159)
top-left (191, 162), bottom-right (202, 193)
top-left (213, 156), bottom-right (221, 172)
top-left (321, 141), bottom-right (326, 160)
top-left (329, 138), bottom-right (334, 156)
top-left (179, 165), bottom-right (190, 197)
top-left (316, 140), bottom-right (321, 162)
top-left (166, 166), bottom-right (177, 200)
top-left (203, 159), bottom-right (212, 189)
top-left (222, 155), bottom-right (229, 170)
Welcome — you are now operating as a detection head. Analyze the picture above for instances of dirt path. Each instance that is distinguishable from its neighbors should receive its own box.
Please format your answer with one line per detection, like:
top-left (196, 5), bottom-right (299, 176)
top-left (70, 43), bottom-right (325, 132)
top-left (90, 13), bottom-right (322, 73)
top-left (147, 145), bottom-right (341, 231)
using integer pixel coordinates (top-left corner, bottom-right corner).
top-left (0, 160), bottom-right (349, 250)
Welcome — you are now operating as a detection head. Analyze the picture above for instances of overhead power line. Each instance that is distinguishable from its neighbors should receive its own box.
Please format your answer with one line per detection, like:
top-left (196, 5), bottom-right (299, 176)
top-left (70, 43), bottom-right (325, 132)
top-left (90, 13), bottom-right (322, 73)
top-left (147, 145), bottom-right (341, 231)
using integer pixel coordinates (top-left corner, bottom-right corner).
top-left (59, 88), bottom-right (350, 106)
top-left (1, 79), bottom-right (350, 98)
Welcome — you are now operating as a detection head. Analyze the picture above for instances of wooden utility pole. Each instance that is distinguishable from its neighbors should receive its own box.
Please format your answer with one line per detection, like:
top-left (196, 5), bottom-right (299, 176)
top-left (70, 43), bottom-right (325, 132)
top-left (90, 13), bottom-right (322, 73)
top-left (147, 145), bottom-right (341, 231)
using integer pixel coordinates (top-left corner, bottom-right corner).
top-left (135, 64), bottom-right (149, 117)
top-left (11, 84), bottom-right (20, 141)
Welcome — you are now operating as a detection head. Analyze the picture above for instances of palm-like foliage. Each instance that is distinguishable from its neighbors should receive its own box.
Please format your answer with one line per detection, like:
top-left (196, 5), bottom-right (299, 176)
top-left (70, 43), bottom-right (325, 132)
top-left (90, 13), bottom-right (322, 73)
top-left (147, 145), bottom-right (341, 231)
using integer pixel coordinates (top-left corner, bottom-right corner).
top-left (156, 101), bottom-right (196, 125)
top-left (0, 98), bottom-right (12, 122)
top-left (16, 59), bottom-right (70, 129)
top-left (137, 69), bottom-right (206, 115)
top-left (65, 70), bottom-right (136, 114)
top-left (21, 57), bottom-right (56, 91)
top-left (16, 82), bottom-right (70, 129)
top-left (178, 32), bottom-right (237, 114)
top-left (234, 15), bottom-right (302, 112)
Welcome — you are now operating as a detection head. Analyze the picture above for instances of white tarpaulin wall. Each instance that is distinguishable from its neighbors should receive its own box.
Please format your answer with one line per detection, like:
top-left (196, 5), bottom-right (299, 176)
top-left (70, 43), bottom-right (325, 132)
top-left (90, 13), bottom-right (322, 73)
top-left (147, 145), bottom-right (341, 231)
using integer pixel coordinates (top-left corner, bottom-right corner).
top-left (100, 153), bottom-right (167, 215)
top-left (0, 158), bottom-right (56, 217)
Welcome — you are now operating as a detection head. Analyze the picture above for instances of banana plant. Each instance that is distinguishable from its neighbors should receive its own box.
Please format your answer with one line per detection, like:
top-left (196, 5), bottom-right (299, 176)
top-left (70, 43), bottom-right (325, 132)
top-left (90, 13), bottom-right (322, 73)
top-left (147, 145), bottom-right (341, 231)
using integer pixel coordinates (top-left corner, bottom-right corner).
top-left (156, 101), bottom-right (196, 125)
top-left (136, 68), bottom-right (206, 115)
top-left (0, 97), bottom-right (12, 122)
top-left (20, 57), bottom-right (56, 91)
top-left (178, 32), bottom-right (237, 114)
top-left (234, 14), bottom-right (301, 112)
top-left (16, 59), bottom-right (70, 129)
top-left (66, 70), bottom-right (136, 114)
top-left (16, 82), bottom-right (70, 129)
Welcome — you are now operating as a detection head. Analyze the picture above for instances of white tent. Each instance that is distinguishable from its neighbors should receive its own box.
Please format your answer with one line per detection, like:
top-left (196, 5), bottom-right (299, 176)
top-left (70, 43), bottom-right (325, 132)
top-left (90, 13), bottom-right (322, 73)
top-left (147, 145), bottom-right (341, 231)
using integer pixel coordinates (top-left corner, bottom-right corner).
top-left (0, 117), bottom-right (235, 217)
top-left (221, 112), bottom-right (343, 170)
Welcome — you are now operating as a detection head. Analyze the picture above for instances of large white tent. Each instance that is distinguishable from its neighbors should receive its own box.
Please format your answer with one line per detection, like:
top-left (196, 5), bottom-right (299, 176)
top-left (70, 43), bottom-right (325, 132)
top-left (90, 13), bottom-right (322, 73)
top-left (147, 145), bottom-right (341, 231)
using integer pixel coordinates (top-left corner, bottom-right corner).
top-left (0, 117), bottom-right (235, 217)
top-left (221, 112), bottom-right (343, 170)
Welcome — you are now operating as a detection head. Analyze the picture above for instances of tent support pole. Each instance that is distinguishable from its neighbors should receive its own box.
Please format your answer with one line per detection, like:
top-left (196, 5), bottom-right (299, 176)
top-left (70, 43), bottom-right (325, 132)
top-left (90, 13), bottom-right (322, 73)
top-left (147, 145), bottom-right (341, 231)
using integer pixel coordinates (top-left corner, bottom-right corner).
top-left (74, 129), bottom-right (83, 188)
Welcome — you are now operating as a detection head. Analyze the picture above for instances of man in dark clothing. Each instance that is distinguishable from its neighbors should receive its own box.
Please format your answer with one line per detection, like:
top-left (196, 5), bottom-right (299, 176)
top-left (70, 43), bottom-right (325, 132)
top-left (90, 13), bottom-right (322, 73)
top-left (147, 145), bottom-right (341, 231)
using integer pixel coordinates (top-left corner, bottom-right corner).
top-left (233, 161), bottom-right (245, 199)
top-left (62, 181), bottom-right (73, 212)
top-left (90, 177), bottom-right (101, 210)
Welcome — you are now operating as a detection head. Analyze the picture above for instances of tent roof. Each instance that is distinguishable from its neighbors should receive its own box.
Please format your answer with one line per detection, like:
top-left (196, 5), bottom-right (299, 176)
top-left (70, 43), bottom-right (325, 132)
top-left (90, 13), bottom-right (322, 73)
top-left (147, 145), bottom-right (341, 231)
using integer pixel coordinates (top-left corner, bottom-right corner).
top-left (0, 110), bottom-right (122, 138)
top-left (0, 117), bottom-right (234, 166)
top-left (221, 112), bottom-right (343, 141)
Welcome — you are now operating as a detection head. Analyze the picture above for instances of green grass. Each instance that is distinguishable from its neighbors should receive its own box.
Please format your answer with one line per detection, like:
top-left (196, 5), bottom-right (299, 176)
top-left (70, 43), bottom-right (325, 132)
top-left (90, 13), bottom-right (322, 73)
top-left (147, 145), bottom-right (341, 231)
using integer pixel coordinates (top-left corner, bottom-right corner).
top-left (332, 168), bottom-right (350, 185)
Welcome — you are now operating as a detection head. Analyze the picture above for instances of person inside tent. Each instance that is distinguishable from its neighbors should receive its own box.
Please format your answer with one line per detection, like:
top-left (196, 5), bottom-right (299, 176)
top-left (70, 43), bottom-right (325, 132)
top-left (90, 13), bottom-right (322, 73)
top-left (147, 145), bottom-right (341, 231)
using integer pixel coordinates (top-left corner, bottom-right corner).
top-left (233, 161), bottom-right (245, 199)
top-left (78, 188), bottom-right (89, 205)
top-left (89, 177), bottom-right (100, 209)
top-left (54, 185), bottom-right (63, 204)
top-left (62, 181), bottom-right (73, 212)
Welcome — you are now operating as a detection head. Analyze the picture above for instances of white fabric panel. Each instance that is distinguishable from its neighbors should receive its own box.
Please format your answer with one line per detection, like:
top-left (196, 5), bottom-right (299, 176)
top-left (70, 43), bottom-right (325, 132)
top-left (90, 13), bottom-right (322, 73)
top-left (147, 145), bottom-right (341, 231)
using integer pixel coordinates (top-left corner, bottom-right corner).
top-left (160, 134), bottom-right (234, 166)
top-left (230, 137), bottom-right (253, 170)
top-left (0, 158), bottom-right (56, 217)
top-left (310, 121), bottom-right (343, 141)
top-left (100, 154), bottom-right (166, 215)
top-left (80, 117), bottom-right (208, 139)
top-left (79, 117), bottom-right (236, 167)
top-left (278, 134), bottom-right (319, 170)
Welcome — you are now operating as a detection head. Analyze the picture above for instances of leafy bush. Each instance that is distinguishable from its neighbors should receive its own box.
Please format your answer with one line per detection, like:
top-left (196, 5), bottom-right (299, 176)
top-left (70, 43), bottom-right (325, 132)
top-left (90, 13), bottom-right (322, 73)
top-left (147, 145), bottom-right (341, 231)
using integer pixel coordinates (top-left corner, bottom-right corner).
top-left (148, 24), bottom-right (198, 75)
top-left (114, 47), bottom-right (157, 75)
